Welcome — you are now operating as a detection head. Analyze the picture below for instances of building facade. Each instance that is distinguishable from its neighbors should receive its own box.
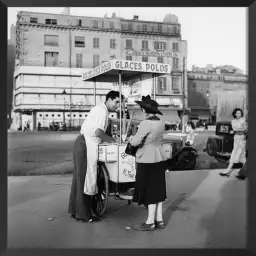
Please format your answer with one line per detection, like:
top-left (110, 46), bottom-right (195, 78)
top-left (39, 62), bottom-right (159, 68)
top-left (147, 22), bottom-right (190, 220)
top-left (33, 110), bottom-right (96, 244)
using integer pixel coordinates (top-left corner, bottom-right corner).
top-left (187, 65), bottom-right (248, 124)
top-left (12, 11), bottom-right (188, 130)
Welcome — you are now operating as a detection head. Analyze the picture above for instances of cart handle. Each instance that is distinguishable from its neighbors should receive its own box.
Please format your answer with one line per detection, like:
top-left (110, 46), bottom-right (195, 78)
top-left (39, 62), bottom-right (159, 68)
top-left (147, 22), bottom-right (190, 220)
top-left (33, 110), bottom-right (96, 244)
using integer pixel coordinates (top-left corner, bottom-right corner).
top-left (122, 109), bottom-right (136, 142)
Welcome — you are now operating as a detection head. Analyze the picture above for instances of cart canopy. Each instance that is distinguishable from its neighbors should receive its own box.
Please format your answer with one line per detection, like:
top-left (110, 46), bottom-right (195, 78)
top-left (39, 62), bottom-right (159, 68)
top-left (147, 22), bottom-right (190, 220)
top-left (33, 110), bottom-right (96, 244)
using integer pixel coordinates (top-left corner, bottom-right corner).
top-left (82, 60), bottom-right (171, 81)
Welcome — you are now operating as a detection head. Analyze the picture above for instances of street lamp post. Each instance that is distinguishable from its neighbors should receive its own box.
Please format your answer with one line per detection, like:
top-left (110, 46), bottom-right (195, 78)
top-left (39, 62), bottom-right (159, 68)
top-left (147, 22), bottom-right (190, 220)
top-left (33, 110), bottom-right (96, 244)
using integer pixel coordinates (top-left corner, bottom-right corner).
top-left (62, 89), bottom-right (67, 124)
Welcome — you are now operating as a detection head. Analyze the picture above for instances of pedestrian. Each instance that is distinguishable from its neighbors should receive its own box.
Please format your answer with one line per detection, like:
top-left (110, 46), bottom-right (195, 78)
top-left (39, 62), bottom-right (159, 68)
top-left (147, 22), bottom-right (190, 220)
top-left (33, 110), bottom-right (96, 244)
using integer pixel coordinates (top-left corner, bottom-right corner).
top-left (128, 95), bottom-right (168, 231)
top-left (204, 122), bottom-right (208, 131)
top-left (185, 121), bottom-right (196, 146)
top-left (219, 108), bottom-right (247, 177)
top-left (37, 122), bottom-right (41, 132)
top-left (68, 90), bottom-right (124, 223)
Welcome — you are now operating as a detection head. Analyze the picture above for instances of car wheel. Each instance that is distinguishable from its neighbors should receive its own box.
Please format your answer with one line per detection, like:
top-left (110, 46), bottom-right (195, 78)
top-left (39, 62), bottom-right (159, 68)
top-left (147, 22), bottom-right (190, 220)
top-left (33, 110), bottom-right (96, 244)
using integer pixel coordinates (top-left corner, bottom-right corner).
top-left (206, 139), bottom-right (218, 156)
top-left (176, 150), bottom-right (197, 170)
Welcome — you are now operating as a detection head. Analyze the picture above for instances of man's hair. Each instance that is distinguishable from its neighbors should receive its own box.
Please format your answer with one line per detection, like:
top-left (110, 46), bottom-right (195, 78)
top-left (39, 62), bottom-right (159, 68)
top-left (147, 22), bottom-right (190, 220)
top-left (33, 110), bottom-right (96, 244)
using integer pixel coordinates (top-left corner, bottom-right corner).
top-left (106, 90), bottom-right (124, 102)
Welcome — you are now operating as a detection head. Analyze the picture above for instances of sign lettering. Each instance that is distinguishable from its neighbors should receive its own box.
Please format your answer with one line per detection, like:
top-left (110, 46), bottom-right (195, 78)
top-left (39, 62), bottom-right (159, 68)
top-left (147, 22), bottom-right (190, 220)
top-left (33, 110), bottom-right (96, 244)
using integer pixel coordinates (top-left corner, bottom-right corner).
top-left (125, 50), bottom-right (177, 58)
top-left (82, 60), bottom-right (171, 81)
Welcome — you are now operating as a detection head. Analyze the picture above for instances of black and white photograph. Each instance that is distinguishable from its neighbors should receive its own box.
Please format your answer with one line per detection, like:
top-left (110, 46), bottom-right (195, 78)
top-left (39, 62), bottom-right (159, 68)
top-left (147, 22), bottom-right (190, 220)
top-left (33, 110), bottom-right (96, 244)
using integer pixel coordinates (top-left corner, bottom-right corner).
top-left (7, 7), bottom-right (248, 248)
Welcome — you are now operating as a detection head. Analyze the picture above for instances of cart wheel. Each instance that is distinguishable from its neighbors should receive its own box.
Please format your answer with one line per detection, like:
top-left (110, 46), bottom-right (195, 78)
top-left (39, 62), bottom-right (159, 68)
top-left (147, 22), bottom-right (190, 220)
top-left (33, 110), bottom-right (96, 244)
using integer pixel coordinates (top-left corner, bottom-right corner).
top-left (95, 163), bottom-right (109, 217)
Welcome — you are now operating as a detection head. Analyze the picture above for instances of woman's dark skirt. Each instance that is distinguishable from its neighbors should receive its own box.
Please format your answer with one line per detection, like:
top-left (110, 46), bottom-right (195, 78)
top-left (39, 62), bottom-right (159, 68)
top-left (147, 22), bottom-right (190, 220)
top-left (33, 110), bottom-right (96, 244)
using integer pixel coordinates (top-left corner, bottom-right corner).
top-left (68, 134), bottom-right (95, 220)
top-left (132, 161), bottom-right (167, 206)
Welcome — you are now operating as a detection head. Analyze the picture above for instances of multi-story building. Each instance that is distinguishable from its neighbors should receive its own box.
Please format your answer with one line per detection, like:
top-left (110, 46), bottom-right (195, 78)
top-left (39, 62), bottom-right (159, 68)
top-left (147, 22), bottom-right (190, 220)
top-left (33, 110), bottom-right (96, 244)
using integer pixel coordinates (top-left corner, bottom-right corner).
top-left (187, 65), bottom-right (248, 124)
top-left (12, 10), bottom-right (188, 130)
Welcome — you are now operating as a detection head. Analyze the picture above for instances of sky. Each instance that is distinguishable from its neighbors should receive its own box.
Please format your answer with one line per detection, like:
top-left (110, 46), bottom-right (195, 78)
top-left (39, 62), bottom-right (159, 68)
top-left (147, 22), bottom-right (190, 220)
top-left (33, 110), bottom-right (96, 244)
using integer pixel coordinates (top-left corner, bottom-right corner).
top-left (8, 7), bottom-right (247, 74)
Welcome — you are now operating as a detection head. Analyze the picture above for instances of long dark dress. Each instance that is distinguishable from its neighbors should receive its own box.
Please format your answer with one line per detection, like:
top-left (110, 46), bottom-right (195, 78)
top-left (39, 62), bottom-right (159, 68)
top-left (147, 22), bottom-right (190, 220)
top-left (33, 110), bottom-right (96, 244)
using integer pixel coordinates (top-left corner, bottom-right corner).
top-left (68, 134), bottom-right (93, 220)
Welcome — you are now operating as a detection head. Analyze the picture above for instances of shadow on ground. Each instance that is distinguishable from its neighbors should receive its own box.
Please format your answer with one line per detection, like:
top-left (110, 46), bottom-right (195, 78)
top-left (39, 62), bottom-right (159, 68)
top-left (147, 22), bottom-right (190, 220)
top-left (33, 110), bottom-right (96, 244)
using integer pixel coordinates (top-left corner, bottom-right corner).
top-left (199, 178), bottom-right (247, 248)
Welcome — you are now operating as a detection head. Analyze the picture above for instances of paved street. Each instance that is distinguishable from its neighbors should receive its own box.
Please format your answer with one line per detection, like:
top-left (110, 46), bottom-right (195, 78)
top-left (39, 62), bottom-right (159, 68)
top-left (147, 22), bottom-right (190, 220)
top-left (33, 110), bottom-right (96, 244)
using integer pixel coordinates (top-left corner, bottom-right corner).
top-left (8, 170), bottom-right (246, 248)
top-left (8, 130), bottom-right (227, 176)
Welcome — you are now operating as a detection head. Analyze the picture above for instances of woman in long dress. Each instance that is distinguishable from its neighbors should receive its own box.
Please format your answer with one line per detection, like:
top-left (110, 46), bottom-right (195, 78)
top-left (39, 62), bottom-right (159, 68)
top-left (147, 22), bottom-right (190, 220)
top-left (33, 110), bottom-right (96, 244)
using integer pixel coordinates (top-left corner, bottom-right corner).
top-left (219, 108), bottom-right (247, 177)
top-left (128, 95), bottom-right (168, 231)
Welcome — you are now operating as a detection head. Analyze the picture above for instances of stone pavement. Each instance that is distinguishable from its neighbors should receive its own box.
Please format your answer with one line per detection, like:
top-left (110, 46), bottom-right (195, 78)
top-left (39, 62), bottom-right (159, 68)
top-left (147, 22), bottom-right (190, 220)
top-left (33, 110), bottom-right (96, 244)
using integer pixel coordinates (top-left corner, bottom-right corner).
top-left (8, 169), bottom-right (246, 248)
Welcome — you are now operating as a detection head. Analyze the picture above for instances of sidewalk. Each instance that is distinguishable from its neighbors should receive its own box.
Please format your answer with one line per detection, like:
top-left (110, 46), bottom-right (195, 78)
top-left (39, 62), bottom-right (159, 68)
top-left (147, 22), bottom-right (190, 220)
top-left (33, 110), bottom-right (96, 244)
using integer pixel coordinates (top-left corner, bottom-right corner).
top-left (8, 169), bottom-right (246, 248)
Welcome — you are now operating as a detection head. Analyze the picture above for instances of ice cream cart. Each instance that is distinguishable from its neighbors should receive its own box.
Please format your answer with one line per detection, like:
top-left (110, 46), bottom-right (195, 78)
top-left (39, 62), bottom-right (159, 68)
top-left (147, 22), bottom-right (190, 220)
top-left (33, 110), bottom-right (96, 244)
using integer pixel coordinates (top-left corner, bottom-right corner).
top-left (82, 60), bottom-right (173, 216)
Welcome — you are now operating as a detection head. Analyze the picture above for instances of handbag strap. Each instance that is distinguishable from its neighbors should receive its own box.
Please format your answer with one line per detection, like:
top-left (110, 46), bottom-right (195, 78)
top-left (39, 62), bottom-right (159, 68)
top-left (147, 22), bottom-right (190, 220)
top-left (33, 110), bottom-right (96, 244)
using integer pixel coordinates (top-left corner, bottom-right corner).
top-left (139, 133), bottom-right (150, 148)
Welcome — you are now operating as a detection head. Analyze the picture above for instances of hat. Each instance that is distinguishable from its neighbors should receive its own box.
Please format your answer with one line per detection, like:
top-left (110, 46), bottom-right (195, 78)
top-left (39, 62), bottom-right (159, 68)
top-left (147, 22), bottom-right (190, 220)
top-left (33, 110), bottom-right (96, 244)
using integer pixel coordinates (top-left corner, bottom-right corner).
top-left (135, 95), bottom-right (163, 115)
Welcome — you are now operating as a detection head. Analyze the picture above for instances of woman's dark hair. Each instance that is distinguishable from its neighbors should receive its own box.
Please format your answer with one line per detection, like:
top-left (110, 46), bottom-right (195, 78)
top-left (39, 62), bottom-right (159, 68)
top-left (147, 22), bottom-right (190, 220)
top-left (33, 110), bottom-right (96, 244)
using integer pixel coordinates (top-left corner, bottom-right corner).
top-left (106, 90), bottom-right (124, 101)
top-left (232, 108), bottom-right (244, 118)
top-left (187, 121), bottom-right (195, 130)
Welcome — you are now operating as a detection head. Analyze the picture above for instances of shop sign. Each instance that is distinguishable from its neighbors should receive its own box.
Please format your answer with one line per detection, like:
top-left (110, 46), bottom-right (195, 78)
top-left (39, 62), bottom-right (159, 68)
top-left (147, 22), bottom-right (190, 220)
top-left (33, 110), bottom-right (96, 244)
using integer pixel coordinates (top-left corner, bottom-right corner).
top-left (113, 60), bottom-right (171, 74)
top-left (125, 50), bottom-right (179, 58)
top-left (82, 61), bottom-right (112, 81)
top-left (156, 98), bottom-right (183, 108)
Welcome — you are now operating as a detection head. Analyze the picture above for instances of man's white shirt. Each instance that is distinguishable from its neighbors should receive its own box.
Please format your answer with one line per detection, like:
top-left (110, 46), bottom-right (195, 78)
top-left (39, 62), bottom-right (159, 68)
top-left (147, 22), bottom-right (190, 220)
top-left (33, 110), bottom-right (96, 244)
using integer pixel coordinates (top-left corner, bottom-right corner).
top-left (80, 103), bottom-right (109, 144)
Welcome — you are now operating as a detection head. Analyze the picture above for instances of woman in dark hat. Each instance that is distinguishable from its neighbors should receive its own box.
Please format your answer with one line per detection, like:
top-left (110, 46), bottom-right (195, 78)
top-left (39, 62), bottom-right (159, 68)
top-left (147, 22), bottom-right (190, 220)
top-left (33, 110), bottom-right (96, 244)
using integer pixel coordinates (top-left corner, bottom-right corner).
top-left (128, 95), bottom-right (168, 231)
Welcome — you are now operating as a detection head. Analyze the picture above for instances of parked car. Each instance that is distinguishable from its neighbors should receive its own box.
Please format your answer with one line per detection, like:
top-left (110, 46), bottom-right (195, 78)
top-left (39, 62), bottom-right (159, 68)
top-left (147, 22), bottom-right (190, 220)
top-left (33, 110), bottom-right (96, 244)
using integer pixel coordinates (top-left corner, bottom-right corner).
top-left (49, 121), bottom-right (67, 131)
top-left (204, 121), bottom-right (247, 167)
top-left (163, 132), bottom-right (198, 170)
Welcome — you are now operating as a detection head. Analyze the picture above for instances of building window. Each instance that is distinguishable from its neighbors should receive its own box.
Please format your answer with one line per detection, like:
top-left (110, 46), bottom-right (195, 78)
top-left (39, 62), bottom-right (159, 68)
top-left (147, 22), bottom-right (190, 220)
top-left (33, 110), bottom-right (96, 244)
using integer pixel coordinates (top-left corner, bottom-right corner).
top-left (93, 38), bottom-right (100, 48)
top-left (157, 57), bottom-right (164, 63)
top-left (77, 20), bottom-right (82, 26)
top-left (110, 39), bottom-right (116, 49)
top-left (76, 53), bottom-right (83, 68)
top-left (172, 42), bottom-right (179, 52)
top-left (75, 36), bottom-right (85, 47)
top-left (45, 52), bottom-right (58, 67)
top-left (142, 56), bottom-right (148, 62)
top-left (93, 20), bottom-right (98, 28)
top-left (126, 55), bottom-right (132, 61)
top-left (126, 39), bottom-right (133, 49)
top-left (58, 114), bottom-right (61, 117)
top-left (158, 24), bottom-right (162, 33)
top-left (142, 24), bottom-right (147, 32)
top-left (44, 35), bottom-right (58, 46)
top-left (52, 114), bottom-right (54, 117)
top-left (93, 54), bottom-right (100, 67)
top-left (173, 57), bottom-right (179, 69)
top-left (158, 77), bottom-right (167, 92)
top-left (142, 40), bottom-right (148, 50)
top-left (109, 22), bottom-right (114, 29)
top-left (39, 114), bottom-right (42, 117)
top-left (30, 17), bottom-right (38, 23)
top-left (46, 114), bottom-right (49, 117)
top-left (172, 76), bottom-right (180, 91)
top-left (154, 41), bottom-right (166, 51)
top-left (79, 114), bottom-right (82, 117)
top-left (128, 23), bottom-right (133, 31)
top-left (45, 19), bottom-right (57, 25)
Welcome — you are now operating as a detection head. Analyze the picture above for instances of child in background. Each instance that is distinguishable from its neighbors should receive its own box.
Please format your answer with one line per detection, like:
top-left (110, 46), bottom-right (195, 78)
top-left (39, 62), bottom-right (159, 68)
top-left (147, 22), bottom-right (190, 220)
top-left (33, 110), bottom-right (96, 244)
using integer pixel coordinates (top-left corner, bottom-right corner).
top-left (185, 121), bottom-right (196, 146)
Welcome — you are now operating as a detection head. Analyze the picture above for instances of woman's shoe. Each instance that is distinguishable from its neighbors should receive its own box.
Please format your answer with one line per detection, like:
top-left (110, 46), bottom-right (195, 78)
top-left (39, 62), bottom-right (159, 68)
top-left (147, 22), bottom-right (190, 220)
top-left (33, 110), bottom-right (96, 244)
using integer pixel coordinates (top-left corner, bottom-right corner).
top-left (132, 222), bottom-right (156, 231)
top-left (88, 216), bottom-right (102, 223)
top-left (236, 175), bottom-right (246, 180)
top-left (155, 220), bottom-right (166, 229)
top-left (219, 172), bottom-right (230, 177)
top-left (76, 216), bottom-right (101, 223)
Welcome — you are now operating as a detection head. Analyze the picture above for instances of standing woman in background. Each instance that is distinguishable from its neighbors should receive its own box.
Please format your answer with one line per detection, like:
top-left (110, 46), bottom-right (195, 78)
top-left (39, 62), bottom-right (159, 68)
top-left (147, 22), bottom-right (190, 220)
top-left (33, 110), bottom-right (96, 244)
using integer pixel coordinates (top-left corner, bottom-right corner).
top-left (220, 108), bottom-right (247, 177)
top-left (129, 95), bottom-right (168, 231)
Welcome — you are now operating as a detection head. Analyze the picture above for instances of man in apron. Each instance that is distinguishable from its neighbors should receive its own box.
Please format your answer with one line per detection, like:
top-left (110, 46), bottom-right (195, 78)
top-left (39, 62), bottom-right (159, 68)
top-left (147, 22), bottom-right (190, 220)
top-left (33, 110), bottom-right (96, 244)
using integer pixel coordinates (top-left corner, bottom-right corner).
top-left (68, 90), bottom-right (124, 223)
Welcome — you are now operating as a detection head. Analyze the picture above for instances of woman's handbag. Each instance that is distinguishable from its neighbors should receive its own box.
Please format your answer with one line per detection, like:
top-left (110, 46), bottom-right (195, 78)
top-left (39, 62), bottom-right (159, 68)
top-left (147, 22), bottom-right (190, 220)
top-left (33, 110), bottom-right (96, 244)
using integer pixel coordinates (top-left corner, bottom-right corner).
top-left (125, 133), bottom-right (149, 157)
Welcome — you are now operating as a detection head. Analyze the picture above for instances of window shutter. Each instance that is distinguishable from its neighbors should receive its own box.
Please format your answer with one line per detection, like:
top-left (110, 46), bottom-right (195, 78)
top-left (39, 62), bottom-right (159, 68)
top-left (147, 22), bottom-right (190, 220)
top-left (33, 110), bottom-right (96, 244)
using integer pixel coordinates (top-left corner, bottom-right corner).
top-left (154, 42), bottom-right (158, 50)
top-left (163, 42), bottom-right (166, 50)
